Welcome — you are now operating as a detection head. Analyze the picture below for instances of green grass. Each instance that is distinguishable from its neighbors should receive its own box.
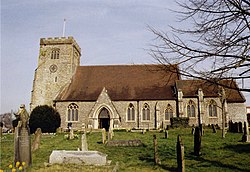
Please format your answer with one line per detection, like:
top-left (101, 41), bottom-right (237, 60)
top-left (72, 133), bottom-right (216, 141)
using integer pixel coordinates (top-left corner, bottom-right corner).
top-left (1, 128), bottom-right (250, 171)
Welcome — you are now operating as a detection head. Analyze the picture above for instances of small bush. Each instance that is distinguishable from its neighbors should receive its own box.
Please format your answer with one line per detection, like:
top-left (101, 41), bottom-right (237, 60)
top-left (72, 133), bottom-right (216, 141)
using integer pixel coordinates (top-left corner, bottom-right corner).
top-left (29, 105), bottom-right (61, 134)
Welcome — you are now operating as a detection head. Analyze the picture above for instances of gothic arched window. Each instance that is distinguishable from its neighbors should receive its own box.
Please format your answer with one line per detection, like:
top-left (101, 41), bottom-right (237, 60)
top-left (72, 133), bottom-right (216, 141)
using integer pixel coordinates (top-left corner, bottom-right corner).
top-left (209, 100), bottom-right (217, 117)
top-left (187, 100), bottom-right (196, 117)
top-left (127, 103), bottom-right (135, 121)
top-left (142, 103), bottom-right (150, 121)
top-left (165, 104), bottom-right (173, 120)
top-left (51, 49), bottom-right (60, 59)
top-left (67, 103), bottom-right (78, 121)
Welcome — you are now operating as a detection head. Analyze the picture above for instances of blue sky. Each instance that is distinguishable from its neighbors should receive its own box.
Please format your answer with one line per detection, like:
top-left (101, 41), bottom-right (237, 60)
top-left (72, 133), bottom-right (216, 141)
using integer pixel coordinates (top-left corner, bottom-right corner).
top-left (1, 0), bottom-right (249, 113)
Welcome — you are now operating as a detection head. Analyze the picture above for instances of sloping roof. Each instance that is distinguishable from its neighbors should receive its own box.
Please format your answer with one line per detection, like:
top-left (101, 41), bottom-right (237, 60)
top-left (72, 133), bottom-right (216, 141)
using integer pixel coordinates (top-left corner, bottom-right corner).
top-left (176, 80), bottom-right (245, 103)
top-left (55, 64), bottom-right (180, 101)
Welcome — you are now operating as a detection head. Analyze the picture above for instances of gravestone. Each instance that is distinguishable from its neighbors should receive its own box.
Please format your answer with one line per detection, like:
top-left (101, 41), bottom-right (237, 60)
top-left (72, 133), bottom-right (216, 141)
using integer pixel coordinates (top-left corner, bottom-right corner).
top-left (102, 128), bottom-right (106, 144)
top-left (242, 121), bottom-right (249, 142)
top-left (176, 135), bottom-right (185, 172)
top-left (0, 122), bottom-right (3, 137)
top-left (108, 128), bottom-right (113, 141)
top-left (165, 129), bottom-right (168, 139)
top-left (14, 104), bottom-right (32, 166)
top-left (191, 126), bottom-right (195, 135)
top-left (239, 122), bottom-right (243, 133)
top-left (32, 128), bottom-right (42, 151)
top-left (212, 124), bottom-right (217, 133)
top-left (69, 128), bottom-right (74, 140)
top-left (49, 150), bottom-right (108, 165)
top-left (81, 132), bottom-right (88, 151)
top-left (194, 126), bottom-right (201, 156)
top-left (153, 135), bottom-right (161, 165)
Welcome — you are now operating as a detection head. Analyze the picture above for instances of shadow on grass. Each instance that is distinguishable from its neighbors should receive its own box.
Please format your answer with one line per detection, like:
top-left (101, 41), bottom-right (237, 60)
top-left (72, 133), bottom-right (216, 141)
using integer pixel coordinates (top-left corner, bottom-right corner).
top-left (186, 154), bottom-right (247, 172)
top-left (224, 143), bottom-right (250, 153)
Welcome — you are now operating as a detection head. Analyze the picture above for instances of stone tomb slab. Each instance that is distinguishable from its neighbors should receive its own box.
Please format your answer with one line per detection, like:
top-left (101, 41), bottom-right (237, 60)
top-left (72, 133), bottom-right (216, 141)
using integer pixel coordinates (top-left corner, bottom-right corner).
top-left (49, 150), bottom-right (107, 165)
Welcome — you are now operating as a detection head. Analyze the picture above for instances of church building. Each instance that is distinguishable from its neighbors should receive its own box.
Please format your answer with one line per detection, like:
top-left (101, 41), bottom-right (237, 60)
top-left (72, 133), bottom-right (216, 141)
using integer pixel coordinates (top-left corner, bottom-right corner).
top-left (30, 36), bottom-right (247, 130)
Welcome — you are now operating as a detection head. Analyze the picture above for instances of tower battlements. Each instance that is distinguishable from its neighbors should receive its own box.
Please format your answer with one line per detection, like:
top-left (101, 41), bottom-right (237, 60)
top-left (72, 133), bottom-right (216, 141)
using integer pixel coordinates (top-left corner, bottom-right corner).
top-left (40, 36), bottom-right (81, 54)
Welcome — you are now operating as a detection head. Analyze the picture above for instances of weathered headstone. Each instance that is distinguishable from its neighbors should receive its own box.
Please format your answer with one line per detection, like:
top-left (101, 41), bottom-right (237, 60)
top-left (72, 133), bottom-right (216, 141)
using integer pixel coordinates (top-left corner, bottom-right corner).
top-left (176, 135), bottom-right (185, 172)
top-left (212, 124), bottom-right (217, 133)
top-left (32, 128), bottom-right (42, 151)
top-left (165, 129), bottom-right (168, 139)
top-left (102, 128), bottom-right (106, 144)
top-left (0, 122), bottom-right (3, 137)
top-left (242, 121), bottom-right (249, 142)
top-left (81, 132), bottom-right (88, 151)
top-left (153, 135), bottom-right (161, 165)
top-left (14, 104), bottom-right (32, 166)
top-left (191, 126), bottom-right (195, 135)
top-left (108, 128), bottom-right (113, 141)
top-left (235, 122), bottom-right (239, 133)
top-left (194, 126), bottom-right (201, 156)
top-left (239, 122), bottom-right (243, 133)
top-left (69, 128), bottom-right (74, 140)
top-left (199, 124), bottom-right (204, 136)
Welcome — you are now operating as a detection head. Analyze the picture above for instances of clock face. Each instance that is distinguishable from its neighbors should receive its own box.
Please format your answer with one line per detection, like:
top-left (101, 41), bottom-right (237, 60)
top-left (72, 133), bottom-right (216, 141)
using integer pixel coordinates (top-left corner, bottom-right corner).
top-left (49, 64), bottom-right (58, 73)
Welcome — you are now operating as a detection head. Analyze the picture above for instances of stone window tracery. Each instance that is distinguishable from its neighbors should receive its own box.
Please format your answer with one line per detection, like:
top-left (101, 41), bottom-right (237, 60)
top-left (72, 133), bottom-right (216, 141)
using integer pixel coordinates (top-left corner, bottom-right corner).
top-left (165, 104), bottom-right (173, 120)
top-left (127, 103), bottom-right (135, 121)
top-left (142, 103), bottom-right (150, 121)
top-left (208, 100), bottom-right (217, 117)
top-left (187, 100), bottom-right (196, 117)
top-left (67, 103), bottom-right (78, 121)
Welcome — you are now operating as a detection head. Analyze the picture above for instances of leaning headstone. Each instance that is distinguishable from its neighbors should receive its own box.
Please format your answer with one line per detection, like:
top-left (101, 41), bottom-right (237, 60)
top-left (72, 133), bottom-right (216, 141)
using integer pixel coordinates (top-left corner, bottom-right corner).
top-left (0, 122), bottom-right (3, 137)
top-left (212, 124), bottom-right (217, 133)
top-left (108, 128), bottom-right (113, 141)
top-left (176, 135), bottom-right (185, 172)
top-left (242, 121), bottom-right (249, 142)
top-left (32, 128), bottom-right (42, 151)
top-left (102, 128), bottom-right (106, 144)
top-left (14, 104), bottom-right (32, 166)
top-left (194, 126), bottom-right (201, 156)
top-left (81, 132), bottom-right (88, 151)
top-left (153, 135), bottom-right (161, 165)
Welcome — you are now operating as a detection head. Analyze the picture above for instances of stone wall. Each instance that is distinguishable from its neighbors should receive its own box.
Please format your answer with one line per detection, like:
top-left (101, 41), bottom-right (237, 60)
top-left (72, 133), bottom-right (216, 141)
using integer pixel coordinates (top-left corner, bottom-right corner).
top-left (227, 103), bottom-right (247, 122)
top-left (30, 37), bottom-right (81, 111)
top-left (55, 99), bottom-right (177, 130)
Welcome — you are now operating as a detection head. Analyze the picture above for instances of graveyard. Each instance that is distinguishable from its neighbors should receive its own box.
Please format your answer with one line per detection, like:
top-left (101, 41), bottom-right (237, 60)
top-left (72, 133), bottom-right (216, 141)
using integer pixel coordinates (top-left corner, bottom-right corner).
top-left (1, 127), bottom-right (250, 172)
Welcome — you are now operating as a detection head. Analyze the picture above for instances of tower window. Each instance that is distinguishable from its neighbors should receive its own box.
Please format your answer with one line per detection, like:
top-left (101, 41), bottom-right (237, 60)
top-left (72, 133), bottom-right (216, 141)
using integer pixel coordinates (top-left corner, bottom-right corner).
top-left (51, 49), bottom-right (60, 59)
top-left (187, 100), bottom-right (196, 117)
top-left (208, 100), bottom-right (217, 117)
top-left (67, 103), bottom-right (79, 121)
top-left (165, 104), bottom-right (173, 120)
top-left (127, 103), bottom-right (135, 121)
top-left (142, 103), bottom-right (150, 121)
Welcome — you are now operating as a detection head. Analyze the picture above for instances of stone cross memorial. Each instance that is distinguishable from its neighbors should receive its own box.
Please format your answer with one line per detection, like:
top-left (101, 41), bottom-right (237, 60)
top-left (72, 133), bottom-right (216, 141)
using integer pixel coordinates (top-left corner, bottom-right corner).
top-left (14, 104), bottom-right (32, 166)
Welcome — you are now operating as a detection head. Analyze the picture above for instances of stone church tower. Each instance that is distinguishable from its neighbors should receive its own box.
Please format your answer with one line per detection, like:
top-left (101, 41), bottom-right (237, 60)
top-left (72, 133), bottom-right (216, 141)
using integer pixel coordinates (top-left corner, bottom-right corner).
top-left (30, 37), bottom-right (81, 111)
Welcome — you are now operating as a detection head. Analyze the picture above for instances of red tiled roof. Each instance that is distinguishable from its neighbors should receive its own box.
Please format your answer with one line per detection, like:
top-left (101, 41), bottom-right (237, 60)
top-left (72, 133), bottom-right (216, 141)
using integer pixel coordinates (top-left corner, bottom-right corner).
top-left (55, 64), bottom-right (180, 101)
top-left (176, 80), bottom-right (245, 103)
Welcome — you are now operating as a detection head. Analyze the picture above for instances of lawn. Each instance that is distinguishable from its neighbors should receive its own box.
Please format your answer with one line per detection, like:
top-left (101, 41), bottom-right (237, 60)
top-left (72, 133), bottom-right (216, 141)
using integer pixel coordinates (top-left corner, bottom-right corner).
top-left (0, 127), bottom-right (250, 172)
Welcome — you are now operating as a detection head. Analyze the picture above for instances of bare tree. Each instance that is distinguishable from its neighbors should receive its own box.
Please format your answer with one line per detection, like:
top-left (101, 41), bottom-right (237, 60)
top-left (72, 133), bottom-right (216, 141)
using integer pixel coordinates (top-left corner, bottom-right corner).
top-left (150, 0), bottom-right (250, 92)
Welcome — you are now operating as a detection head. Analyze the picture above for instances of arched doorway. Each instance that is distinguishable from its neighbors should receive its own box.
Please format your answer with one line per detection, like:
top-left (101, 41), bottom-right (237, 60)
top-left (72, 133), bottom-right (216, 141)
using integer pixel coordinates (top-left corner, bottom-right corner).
top-left (98, 108), bottom-right (110, 131)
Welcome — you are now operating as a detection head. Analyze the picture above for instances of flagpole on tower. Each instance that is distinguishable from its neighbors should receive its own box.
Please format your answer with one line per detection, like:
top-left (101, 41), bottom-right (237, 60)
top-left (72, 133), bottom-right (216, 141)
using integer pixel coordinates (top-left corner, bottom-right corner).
top-left (62, 18), bottom-right (66, 37)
